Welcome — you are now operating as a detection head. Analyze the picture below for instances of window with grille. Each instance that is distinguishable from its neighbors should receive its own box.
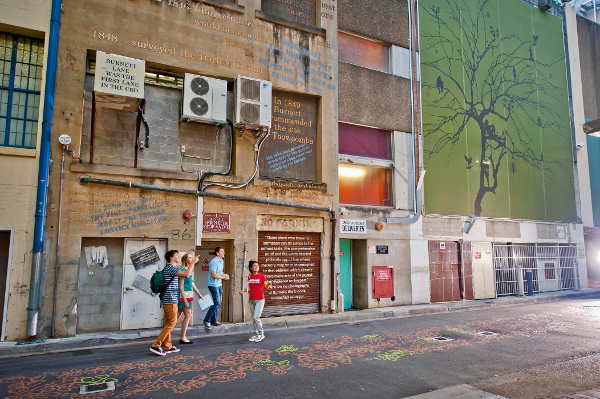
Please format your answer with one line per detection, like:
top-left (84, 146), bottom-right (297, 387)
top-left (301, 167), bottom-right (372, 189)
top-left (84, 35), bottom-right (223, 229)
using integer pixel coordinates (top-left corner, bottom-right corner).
top-left (0, 33), bottom-right (44, 149)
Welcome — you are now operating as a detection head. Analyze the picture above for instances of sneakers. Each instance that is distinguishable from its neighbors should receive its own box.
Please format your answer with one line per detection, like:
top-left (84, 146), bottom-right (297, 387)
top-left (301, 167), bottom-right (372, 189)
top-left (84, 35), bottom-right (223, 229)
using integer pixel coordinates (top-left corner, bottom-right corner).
top-left (203, 321), bottom-right (212, 330)
top-left (164, 346), bottom-right (180, 354)
top-left (249, 334), bottom-right (264, 343)
top-left (212, 322), bottom-right (222, 327)
top-left (149, 346), bottom-right (166, 356)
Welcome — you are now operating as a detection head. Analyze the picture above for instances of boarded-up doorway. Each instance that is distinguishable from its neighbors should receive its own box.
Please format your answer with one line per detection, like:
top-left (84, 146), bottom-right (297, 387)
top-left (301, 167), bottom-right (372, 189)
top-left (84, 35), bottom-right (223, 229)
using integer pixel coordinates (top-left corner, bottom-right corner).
top-left (429, 240), bottom-right (462, 302)
top-left (259, 231), bottom-right (321, 316)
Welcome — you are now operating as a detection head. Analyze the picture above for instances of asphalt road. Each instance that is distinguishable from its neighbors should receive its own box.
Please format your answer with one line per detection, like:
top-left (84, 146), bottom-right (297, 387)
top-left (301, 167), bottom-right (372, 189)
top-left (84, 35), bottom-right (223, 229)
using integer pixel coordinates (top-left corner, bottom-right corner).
top-left (2, 296), bottom-right (600, 399)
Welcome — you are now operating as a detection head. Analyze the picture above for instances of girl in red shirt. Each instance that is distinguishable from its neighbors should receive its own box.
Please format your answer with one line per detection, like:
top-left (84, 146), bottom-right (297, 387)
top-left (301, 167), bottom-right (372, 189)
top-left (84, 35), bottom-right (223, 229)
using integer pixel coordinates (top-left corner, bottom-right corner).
top-left (240, 260), bottom-right (269, 342)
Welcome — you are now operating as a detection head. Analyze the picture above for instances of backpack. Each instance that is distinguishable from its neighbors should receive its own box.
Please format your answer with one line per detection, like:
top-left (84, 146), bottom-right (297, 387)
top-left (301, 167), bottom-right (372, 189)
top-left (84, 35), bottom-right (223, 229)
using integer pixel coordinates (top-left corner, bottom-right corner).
top-left (150, 268), bottom-right (176, 295)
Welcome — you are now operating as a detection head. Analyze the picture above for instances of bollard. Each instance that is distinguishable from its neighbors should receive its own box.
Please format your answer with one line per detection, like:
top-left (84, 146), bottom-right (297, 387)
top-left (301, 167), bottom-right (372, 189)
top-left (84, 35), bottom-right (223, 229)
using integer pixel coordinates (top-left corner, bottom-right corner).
top-left (525, 271), bottom-right (534, 296)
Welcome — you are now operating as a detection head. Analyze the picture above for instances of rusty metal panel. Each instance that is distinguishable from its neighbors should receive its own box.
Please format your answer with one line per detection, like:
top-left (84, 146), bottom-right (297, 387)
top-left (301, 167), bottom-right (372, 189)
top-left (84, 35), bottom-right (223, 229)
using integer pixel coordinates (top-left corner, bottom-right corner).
top-left (259, 91), bottom-right (318, 182)
top-left (258, 231), bottom-right (320, 316)
top-left (428, 240), bottom-right (461, 303)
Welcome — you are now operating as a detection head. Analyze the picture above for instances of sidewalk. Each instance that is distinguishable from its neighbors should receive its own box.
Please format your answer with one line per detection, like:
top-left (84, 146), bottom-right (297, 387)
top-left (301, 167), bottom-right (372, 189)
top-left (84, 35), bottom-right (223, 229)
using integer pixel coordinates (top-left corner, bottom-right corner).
top-left (1, 288), bottom-right (598, 358)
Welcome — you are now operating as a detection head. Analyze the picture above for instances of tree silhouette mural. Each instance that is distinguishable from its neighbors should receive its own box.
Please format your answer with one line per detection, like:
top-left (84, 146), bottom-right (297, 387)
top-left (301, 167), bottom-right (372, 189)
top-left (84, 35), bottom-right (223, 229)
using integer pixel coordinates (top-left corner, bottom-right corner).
top-left (420, 0), bottom-right (575, 219)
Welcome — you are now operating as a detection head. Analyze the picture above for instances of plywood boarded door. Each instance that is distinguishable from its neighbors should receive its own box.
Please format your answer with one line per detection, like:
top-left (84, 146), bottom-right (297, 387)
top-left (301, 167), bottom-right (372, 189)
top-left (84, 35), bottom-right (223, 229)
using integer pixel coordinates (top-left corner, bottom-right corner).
top-left (429, 241), bottom-right (461, 302)
top-left (121, 239), bottom-right (166, 330)
top-left (259, 231), bottom-right (321, 316)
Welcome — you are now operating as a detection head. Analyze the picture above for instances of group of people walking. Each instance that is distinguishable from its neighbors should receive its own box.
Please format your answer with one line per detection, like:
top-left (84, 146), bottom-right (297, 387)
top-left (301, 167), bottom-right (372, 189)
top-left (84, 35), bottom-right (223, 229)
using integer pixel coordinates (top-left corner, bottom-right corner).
top-left (150, 247), bottom-right (269, 356)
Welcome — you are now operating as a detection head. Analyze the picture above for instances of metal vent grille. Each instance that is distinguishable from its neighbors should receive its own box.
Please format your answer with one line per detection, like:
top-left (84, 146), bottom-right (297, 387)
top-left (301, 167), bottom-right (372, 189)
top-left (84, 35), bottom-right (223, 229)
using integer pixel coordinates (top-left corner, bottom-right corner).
top-left (190, 77), bottom-right (210, 96)
top-left (189, 97), bottom-right (209, 116)
top-left (241, 78), bottom-right (261, 101)
top-left (240, 102), bottom-right (260, 123)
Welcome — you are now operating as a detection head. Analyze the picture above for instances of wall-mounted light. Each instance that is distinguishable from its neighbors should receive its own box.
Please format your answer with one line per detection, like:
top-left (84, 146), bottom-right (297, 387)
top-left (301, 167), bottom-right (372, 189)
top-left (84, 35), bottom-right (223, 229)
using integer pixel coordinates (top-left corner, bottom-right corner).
top-left (339, 165), bottom-right (366, 178)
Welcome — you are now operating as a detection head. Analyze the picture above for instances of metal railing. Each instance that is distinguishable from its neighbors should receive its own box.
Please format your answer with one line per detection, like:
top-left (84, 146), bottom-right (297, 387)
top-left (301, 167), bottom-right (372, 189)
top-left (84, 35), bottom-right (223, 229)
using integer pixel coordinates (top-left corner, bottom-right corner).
top-left (493, 243), bottom-right (578, 296)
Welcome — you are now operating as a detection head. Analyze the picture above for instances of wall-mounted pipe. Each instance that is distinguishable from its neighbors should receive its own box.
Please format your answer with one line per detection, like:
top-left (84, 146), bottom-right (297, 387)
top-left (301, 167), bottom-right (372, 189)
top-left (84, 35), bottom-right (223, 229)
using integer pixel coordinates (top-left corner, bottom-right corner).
top-left (386, 0), bottom-right (424, 225)
top-left (27, 0), bottom-right (62, 338)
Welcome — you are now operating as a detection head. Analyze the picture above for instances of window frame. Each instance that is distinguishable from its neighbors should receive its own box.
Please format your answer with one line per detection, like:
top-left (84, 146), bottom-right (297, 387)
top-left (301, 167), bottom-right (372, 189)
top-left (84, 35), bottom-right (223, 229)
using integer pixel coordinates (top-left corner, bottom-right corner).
top-left (0, 32), bottom-right (44, 149)
top-left (338, 122), bottom-right (396, 209)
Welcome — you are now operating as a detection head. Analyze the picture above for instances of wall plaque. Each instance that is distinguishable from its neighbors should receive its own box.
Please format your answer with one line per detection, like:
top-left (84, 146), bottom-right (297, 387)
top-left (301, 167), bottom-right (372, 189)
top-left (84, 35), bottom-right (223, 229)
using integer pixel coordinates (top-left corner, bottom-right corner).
top-left (203, 213), bottom-right (231, 233)
top-left (259, 91), bottom-right (318, 182)
top-left (129, 245), bottom-right (160, 270)
top-left (258, 231), bottom-right (320, 316)
top-left (94, 51), bottom-right (145, 99)
top-left (376, 245), bottom-right (389, 255)
top-left (261, 0), bottom-right (317, 27)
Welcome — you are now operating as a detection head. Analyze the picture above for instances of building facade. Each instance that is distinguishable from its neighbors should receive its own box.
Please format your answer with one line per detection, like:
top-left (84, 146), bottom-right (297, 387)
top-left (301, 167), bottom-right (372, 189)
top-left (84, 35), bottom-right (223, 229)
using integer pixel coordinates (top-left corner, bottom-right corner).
top-left (33, 0), bottom-right (339, 338)
top-left (0, 0), bottom-right (52, 340)
top-left (337, 0), bottom-right (589, 313)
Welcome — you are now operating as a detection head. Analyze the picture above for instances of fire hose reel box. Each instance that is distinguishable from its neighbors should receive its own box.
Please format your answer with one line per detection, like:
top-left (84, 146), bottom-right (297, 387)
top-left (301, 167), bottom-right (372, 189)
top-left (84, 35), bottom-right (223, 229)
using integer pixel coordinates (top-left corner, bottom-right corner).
top-left (372, 266), bottom-right (394, 300)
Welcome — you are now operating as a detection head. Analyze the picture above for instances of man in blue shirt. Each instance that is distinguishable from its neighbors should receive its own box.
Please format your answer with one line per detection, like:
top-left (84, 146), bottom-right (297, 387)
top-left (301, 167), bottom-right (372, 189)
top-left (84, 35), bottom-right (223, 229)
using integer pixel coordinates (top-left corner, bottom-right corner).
top-left (203, 246), bottom-right (229, 329)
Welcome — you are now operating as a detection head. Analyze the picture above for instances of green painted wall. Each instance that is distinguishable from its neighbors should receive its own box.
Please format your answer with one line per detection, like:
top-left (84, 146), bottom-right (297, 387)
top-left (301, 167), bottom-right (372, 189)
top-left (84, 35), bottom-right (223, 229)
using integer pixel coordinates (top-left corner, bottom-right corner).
top-left (419, 0), bottom-right (576, 221)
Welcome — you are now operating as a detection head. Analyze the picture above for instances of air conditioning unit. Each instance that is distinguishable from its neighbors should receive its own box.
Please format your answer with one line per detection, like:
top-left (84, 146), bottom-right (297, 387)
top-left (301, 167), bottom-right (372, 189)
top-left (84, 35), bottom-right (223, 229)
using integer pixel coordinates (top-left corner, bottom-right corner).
top-left (182, 73), bottom-right (227, 124)
top-left (235, 76), bottom-right (272, 129)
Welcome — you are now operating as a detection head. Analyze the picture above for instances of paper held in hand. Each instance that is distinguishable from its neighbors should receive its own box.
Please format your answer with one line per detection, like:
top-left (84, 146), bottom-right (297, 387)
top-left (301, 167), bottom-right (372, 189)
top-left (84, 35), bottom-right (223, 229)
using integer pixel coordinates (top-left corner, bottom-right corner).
top-left (197, 294), bottom-right (214, 311)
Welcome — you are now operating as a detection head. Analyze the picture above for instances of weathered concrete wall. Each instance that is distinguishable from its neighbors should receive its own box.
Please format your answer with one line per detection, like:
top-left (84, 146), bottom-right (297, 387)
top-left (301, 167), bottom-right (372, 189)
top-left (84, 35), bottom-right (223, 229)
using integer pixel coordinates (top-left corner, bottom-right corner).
top-left (41, 0), bottom-right (338, 337)
top-left (577, 15), bottom-right (600, 122)
top-left (0, 0), bottom-right (50, 340)
top-left (77, 237), bottom-right (124, 333)
top-left (338, 0), bottom-right (409, 47)
top-left (338, 62), bottom-right (411, 131)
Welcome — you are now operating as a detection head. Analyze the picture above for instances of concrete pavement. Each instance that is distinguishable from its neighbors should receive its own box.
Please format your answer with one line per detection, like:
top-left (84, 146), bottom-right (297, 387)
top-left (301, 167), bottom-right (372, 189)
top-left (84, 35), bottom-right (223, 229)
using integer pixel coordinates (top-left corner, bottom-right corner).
top-left (1, 288), bottom-right (598, 358)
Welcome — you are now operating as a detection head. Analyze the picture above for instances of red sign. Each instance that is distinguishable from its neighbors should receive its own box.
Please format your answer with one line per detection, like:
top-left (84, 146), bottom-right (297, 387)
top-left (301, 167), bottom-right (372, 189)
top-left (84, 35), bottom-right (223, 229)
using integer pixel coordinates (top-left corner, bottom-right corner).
top-left (339, 251), bottom-right (345, 257)
top-left (203, 213), bottom-right (230, 233)
top-left (474, 252), bottom-right (482, 259)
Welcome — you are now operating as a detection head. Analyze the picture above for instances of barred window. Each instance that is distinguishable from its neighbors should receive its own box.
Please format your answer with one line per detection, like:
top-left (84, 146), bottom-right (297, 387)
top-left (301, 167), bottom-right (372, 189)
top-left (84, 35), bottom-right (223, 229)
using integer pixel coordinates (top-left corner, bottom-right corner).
top-left (0, 32), bottom-right (44, 149)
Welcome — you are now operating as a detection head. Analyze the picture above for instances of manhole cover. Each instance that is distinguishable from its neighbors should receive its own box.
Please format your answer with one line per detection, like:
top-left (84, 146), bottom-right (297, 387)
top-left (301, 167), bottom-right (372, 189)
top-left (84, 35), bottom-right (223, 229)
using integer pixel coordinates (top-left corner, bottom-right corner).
top-left (431, 336), bottom-right (453, 342)
top-left (79, 381), bottom-right (115, 394)
top-left (477, 331), bottom-right (499, 336)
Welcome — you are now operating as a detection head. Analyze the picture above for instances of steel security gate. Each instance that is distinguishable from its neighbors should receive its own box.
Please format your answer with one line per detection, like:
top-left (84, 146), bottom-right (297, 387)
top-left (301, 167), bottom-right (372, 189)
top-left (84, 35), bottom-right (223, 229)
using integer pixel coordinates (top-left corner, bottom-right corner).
top-left (492, 244), bottom-right (578, 296)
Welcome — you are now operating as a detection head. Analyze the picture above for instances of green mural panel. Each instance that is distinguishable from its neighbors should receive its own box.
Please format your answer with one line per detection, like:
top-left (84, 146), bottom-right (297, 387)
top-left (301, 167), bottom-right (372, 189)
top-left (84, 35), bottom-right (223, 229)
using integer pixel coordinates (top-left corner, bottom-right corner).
top-left (420, 0), bottom-right (576, 221)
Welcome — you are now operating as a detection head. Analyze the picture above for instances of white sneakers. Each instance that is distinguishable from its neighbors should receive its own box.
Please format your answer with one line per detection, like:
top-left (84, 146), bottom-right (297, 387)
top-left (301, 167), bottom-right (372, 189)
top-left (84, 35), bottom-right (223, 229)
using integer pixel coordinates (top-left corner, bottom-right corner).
top-left (249, 334), bottom-right (265, 342)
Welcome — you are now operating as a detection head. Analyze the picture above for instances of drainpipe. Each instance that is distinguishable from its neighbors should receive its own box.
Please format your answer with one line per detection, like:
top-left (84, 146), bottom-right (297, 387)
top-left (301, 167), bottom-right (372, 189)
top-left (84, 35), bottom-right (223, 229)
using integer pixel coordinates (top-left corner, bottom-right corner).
top-left (387, 0), bottom-right (424, 225)
top-left (27, 0), bottom-right (62, 338)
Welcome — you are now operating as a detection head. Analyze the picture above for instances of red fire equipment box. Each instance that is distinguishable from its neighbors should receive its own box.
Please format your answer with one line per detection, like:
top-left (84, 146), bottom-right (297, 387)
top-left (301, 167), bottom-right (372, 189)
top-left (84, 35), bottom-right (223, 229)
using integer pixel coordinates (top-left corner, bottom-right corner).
top-left (372, 266), bottom-right (394, 299)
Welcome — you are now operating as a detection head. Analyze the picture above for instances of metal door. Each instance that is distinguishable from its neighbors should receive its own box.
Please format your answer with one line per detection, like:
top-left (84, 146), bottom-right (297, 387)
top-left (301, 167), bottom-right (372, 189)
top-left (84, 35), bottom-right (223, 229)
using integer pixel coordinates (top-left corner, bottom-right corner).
top-left (120, 239), bottom-right (166, 330)
top-left (190, 246), bottom-right (213, 324)
top-left (471, 242), bottom-right (496, 299)
top-left (428, 241), bottom-right (461, 302)
top-left (339, 240), bottom-right (352, 310)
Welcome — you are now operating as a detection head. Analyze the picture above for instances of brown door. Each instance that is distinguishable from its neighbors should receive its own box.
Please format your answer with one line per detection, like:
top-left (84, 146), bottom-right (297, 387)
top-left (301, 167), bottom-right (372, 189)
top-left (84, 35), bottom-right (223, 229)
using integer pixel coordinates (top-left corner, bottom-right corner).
top-left (196, 240), bottom-right (233, 322)
top-left (0, 231), bottom-right (9, 338)
top-left (429, 240), bottom-right (462, 302)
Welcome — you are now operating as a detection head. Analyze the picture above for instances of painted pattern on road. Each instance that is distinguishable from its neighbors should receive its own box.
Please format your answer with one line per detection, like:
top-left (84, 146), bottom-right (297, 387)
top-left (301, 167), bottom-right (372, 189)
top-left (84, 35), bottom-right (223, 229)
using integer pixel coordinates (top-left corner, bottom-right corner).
top-left (0, 309), bottom-right (591, 398)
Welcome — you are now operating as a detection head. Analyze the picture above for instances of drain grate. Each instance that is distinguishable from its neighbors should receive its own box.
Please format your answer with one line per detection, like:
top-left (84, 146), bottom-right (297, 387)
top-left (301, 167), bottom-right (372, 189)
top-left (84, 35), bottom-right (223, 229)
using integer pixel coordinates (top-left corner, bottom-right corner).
top-left (477, 331), bottom-right (499, 336)
top-left (79, 381), bottom-right (115, 395)
top-left (431, 336), bottom-right (454, 342)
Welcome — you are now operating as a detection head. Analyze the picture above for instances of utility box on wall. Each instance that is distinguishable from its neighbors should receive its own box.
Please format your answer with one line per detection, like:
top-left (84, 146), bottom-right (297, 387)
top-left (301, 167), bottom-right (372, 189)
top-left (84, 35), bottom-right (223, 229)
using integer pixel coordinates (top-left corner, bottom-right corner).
top-left (372, 266), bottom-right (394, 299)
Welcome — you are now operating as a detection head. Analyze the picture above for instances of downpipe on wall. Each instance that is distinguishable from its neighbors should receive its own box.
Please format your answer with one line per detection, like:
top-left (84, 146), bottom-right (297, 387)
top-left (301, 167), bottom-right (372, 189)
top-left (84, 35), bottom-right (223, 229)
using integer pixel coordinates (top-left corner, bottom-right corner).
top-left (387, 0), bottom-right (424, 225)
top-left (27, 0), bottom-right (62, 338)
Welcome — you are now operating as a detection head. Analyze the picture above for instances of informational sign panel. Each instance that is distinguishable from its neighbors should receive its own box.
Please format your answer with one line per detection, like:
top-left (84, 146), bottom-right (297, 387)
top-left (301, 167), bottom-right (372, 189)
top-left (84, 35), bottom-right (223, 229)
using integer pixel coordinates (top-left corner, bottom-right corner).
top-left (203, 213), bottom-right (230, 233)
top-left (261, 0), bottom-right (317, 26)
top-left (129, 245), bottom-right (160, 270)
top-left (258, 231), bottom-right (320, 316)
top-left (259, 91), bottom-right (318, 182)
top-left (340, 219), bottom-right (367, 234)
top-left (94, 51), bottom-right (145, 98)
